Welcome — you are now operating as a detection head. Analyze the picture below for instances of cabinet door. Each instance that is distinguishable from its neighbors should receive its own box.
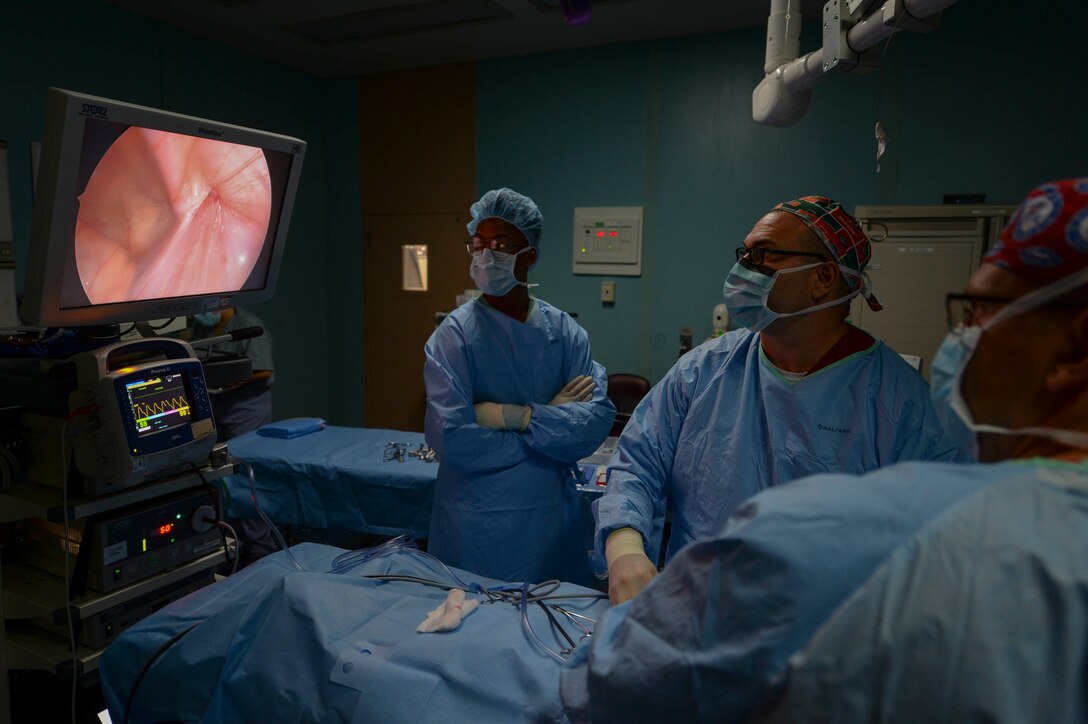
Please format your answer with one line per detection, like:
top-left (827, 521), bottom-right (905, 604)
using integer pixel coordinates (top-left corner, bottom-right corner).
top-left (849, 216), bottom-right (987, 379)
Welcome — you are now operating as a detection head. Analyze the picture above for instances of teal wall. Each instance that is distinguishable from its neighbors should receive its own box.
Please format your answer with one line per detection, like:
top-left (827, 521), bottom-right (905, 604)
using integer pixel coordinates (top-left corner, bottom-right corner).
top-left (3, 0), bottom-right (1082, 419)
top-left (1, 1), bottom-right (363, 425)
top-left (477, 0), bottom-right (1088, 383)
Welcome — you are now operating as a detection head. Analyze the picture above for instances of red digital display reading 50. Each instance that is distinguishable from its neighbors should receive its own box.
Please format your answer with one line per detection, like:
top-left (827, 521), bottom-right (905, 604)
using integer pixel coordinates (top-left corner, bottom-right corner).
top-left (157, 523), bottom-right (174, 536)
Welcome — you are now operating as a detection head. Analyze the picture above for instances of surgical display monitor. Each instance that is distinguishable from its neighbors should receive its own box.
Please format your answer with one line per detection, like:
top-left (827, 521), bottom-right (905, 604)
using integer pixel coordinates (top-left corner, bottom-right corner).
top-left (21, 88), bottom-right (306, 327)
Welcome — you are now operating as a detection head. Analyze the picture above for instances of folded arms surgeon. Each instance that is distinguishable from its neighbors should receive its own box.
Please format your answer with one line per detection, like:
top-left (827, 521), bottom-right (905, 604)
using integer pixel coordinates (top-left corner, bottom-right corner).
top-left (425, 188), bottom-right (615, 584)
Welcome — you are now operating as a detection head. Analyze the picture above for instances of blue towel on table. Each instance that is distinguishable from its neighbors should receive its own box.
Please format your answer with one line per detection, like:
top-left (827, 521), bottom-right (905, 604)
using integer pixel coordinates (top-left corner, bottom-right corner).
top-left (256, 417), bottom-right (326, 439)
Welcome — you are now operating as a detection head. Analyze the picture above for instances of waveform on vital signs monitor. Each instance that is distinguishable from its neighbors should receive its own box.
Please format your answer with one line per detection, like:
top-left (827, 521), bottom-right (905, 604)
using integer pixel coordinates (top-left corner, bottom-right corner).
top-left (133, 396), bottom-right (190, 421)
top-left (127, 373), bottom-right (192, 435)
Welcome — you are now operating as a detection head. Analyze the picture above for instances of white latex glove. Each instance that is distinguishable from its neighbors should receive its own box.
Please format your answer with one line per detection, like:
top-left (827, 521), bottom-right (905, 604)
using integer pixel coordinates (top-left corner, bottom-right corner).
top-left (474, 402), bottom-right (506, 429)
top-left (474, 402), bottom-right (532, 432)
top-left (501, 404), bottom-right (532, 431)
top-left (417, 588), bottom-right (479, 633)
top-left (606, 528), bottom-right (658, 605)
top-left (549, 375), bottom-right (596, 406)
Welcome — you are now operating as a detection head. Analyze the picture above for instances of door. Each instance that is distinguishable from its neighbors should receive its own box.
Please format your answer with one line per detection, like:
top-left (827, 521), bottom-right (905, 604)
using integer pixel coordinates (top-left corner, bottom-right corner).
top-left (363, 212), bottom-right (472, 431)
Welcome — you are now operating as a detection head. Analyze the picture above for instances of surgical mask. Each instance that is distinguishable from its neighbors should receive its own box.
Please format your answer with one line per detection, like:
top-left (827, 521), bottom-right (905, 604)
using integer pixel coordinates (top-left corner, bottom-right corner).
top-left (470, 247), bottom-right (533, 297)
top-left (194, 311), bottom-right (221, 328)
top-left (930, 266), bottom-right (1088, 458)
top-left (722, 261), bottom-right (862, 333)
top-left (930, 329), bottom-right (983, 460)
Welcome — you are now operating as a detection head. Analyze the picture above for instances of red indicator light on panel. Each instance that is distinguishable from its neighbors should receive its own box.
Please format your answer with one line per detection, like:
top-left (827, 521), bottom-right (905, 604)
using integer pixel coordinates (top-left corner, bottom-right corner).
top-left (608, 231), bottom-right (618, 237)
top-left (158, 523), bottom-right (174, 536)
top-left (596, 231), bottom-right (605, 237)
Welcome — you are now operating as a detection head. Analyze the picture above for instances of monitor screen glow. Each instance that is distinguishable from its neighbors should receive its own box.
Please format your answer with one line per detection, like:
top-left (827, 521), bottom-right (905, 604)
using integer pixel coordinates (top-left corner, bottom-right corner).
top-left (21, 88), bottom-right (306, 328)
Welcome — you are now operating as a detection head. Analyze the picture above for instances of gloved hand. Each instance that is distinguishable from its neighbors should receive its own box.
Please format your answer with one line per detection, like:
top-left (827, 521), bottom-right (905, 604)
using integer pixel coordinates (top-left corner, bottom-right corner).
top-left (474, 402), bottom-right (532, 432)
top-left (605, 527), bottom-right (658, 605)
top-left (549, 375), bottom-right (596, 406)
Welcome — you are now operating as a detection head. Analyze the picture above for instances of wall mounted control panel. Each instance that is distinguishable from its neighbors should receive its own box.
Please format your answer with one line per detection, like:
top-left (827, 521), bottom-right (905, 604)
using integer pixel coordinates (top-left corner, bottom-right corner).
top-left (572, 206), bottom-right (643, 276)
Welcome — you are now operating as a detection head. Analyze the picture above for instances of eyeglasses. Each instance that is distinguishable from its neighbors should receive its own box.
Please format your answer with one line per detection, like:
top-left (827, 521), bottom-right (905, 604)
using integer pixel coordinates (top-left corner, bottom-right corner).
top-left (945, 293), bottom-right (1015, 332)
top-left (735, 245), bottom-right (828, 268)
top-left (944, 292), bottom-right (1084, 333)
top-left (466, 234), bottom-right (529, 255)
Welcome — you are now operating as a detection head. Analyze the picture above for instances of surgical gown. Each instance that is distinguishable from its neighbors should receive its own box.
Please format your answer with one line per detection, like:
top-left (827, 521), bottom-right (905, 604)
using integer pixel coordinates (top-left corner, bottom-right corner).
top-left (562, 459), bottom-right (1088, 723)
top-left (593, 328), bottom-right (966, 565)
top-left (769, 459), bottom-right (1088, 723)
top-left (424, 297), bottom-right (615, 585)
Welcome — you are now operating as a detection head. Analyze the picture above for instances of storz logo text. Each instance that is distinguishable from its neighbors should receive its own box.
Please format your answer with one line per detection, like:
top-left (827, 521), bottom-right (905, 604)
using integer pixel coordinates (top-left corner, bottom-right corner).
top-left (79, 103), bottom-right (108, 119)
top-left (198, 127), bottom-right (224, 137)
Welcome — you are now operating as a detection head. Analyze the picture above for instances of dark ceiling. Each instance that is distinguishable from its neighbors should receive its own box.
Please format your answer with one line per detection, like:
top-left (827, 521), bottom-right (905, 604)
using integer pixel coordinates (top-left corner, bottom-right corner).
top-left (106, 0), bottom-right (827, 76)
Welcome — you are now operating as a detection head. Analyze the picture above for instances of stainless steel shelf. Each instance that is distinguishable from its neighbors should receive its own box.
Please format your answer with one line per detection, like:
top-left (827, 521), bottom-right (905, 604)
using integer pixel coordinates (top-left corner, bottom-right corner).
top-left (3, 550), bottom-right (224, 623)
top-left (0, 463), bottom-right (234, 524)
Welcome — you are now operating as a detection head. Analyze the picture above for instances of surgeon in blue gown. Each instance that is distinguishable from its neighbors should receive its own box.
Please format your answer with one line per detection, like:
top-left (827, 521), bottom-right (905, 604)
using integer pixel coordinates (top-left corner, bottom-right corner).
top-left (596, 196), bottom-right (967, 604)
top-left (565, 178), bottom-right (1088, 723)
top-left (424, 188), bottom-right (615, 585)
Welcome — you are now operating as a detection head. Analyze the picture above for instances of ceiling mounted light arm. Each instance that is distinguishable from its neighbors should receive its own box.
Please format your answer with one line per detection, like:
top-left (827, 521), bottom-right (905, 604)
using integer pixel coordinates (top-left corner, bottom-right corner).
top-left (765, 0), bottom-right (802, 74)
top-left (752, 0), bottom-right (960, 126)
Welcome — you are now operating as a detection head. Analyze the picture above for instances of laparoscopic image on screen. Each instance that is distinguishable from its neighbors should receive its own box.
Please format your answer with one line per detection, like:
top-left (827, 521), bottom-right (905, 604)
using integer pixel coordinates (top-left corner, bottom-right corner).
top-left (64, 120), bottom-right (282, 309)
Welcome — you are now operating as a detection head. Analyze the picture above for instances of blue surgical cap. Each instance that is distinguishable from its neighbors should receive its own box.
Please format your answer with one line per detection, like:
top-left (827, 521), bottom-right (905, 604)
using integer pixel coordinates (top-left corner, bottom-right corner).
top-left (467, 188), bottom-right (543, 249)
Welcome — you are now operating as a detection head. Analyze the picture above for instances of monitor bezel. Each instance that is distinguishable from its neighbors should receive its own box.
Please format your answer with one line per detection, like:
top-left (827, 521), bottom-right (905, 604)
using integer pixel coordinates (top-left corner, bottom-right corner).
top-left (20, 87), bottom-right (306, 328)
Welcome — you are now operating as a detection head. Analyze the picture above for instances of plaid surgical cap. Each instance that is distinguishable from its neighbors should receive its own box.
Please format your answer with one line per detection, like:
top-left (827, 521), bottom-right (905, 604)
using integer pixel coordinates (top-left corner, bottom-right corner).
top-left (984, 178), bottom-right (1088, 283)
top-left (773, 195), bottom-right (882, 311)
top-left (467, 188), bottom-right (543, 249)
